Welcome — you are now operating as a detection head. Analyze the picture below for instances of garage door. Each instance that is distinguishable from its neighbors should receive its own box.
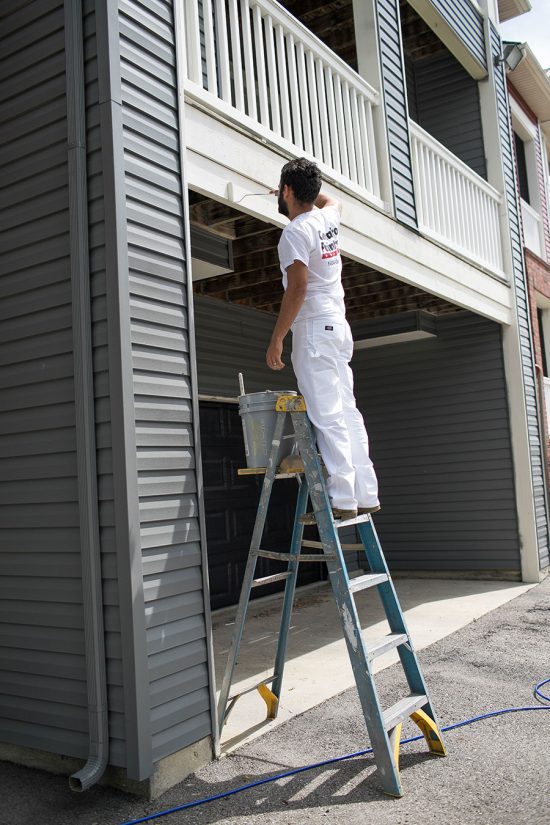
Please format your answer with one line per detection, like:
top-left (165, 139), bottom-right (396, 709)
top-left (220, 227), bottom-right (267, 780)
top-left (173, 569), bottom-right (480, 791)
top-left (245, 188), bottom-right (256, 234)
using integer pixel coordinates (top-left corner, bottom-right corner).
top-left (199, 401), bottom-right (325, 609)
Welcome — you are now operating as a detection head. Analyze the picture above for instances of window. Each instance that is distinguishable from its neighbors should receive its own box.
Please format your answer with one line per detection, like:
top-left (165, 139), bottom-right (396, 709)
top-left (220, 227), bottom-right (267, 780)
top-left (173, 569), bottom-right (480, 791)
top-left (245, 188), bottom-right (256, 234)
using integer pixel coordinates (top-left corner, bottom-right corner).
top-left (538, 308), bottom-right (549, 377)
top-left (514, 131), bottom-right (530, 204)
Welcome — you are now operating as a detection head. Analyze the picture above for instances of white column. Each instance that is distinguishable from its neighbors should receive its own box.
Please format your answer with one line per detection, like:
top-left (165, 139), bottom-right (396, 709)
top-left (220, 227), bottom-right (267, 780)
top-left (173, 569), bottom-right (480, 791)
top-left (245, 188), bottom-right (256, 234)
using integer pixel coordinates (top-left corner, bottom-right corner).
top-left (351, 0), bottom-right (393, 212)
top-left (479, 17), bottom-right (545, 583)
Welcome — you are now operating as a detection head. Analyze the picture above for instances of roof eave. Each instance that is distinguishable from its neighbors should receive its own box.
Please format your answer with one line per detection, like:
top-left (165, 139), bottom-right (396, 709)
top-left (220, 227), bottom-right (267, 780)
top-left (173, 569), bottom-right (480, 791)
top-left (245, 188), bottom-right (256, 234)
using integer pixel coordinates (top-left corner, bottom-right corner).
top-left (507, 43), bottom-right (550, 125)
top-left (498, 0), bottom-right (532, 22)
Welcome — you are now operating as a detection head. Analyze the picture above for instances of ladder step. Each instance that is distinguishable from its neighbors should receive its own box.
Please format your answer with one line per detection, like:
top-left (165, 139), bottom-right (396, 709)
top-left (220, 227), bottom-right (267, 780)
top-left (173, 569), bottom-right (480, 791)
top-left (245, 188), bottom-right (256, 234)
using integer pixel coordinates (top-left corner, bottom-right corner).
top-left (383, 694), bottom-right (427, 731)
top-left (251, 572), bottom-right (292, 588)
top-left (335, 513), bottom-right (373, 528)
top-left (228, 676), bottom-right (275, 703)
top-left (301, 539), bottom-right (363, 552)
top-left (255, 549), bottom-right (336, 562)
top-left (366, 633), bottom-right (408, 661)
top-left (348, 573), bottom-right (388, 593)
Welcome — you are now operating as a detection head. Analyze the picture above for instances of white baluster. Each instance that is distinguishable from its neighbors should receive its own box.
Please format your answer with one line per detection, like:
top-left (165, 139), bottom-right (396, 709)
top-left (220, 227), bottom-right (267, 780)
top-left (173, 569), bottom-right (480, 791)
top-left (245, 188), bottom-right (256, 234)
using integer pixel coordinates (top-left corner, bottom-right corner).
top-left (306, 49), bottom-right (322, 159)
top-left (441, 158), bottom-right (450, 239)
top-left (276, 25), bottom-right (292, 141)
top-left (451, 168), bottom-right (464, 246)
top-left (315, 58), bottom-right (331, 165)
top-left (185, 0), bottom-right (202, 85)
top-left (202, 0), bottom-right (218, 96)
top-left (265, 15), bottom-right (280, 134)
top-left (342, 81), bottom-right (357, 184)
top-left (334, 74), bottom-right (348, 178)
top-left (479, 191), bottom-right (491, 265)
top-left (325, 67), bottom-right (340, 174)
top-left (215, 0), bottom-right (231, 103)
top-left (287, 35), bottom-right (303, 148)
top-left (411, 134), bottom-right (423, 227)
top-left (228, 0), bottom-right (244, 112)
top-left (350, 89), bottom-right (365, 189)
top-left (427, 151), bottom-right (438, 235)
top-left (241, 0), bottom-right (257, 119)
top-left (252, 5), bottom-right (269, 126)
top-left (296, 42), bottom-right (312, 154)
top-left (364, 99), bottom-right (378, 197)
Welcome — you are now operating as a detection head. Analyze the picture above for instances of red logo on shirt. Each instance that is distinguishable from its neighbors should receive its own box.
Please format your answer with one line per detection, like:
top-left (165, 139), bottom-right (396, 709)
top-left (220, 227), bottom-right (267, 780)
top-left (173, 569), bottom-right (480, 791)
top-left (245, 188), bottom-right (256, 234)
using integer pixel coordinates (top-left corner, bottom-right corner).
top-left (318, 225), bottom-right (340, 260)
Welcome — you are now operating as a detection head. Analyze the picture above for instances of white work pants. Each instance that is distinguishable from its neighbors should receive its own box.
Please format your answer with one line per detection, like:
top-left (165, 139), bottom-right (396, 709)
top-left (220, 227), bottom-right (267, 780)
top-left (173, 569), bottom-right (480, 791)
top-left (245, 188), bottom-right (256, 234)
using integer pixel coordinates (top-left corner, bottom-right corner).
top-left (291, 317), bottom-right (379, 511)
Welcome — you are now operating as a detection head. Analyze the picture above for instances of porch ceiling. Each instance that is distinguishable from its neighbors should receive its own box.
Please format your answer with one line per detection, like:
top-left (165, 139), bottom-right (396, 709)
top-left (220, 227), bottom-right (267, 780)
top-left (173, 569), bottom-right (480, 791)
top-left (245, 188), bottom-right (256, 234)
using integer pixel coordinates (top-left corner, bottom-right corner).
top-left (279, 0), bottom-right (450, 68)
top-left (190, 191), bottom-right (460, 320)
top-left (279, 0), bottom-right (358, 70)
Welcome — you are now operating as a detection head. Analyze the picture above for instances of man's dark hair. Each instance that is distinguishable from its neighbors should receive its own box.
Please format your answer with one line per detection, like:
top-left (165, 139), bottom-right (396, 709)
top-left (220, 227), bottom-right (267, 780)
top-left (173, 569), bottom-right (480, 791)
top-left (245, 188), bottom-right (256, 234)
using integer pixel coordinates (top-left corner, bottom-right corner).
top-left (279, 157), bottom-right (322, 204)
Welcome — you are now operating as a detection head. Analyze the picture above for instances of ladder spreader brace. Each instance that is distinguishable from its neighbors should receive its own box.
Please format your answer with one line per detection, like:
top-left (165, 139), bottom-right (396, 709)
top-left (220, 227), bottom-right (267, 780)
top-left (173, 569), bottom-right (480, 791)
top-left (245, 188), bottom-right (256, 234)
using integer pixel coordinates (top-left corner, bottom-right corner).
top-left (217, 394), bottom-right (446, 797)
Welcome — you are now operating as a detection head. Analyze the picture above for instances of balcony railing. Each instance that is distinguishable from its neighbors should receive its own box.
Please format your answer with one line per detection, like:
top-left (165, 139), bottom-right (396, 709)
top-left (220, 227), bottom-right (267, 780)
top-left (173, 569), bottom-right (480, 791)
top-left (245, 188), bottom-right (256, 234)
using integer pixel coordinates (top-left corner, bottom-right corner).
top-left (410, 121), bottom-right (504, 275)
top-left (182, 0), bottom-right (382, 206)
top-left (521, 199), bottom-right (545, 260)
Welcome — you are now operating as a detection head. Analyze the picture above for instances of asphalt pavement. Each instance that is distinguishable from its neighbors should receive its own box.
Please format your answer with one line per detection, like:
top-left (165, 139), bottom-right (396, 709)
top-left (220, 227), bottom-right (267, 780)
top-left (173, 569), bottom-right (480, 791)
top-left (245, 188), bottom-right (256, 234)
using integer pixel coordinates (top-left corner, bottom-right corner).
top-left (1, 576), bottom-right (549, 825)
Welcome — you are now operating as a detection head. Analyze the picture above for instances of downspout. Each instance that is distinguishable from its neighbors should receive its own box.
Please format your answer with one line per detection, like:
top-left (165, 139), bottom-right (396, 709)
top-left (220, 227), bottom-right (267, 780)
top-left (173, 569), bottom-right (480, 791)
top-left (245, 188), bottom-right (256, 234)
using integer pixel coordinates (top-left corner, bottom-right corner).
top-left (64, 0), bottom-right (109, 791)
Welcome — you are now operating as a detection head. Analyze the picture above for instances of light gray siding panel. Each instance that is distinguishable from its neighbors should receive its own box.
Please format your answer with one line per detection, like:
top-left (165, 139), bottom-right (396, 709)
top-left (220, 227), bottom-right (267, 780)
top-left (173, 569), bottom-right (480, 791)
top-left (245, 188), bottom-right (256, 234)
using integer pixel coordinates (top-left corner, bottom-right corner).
top-left (352, 313), bottom-right (521, 572)
top-left (118, 0), bottom-right (212, 764)
top-left (0, 0), bottom-right (91, 759)
top-left (429, 0), bottom-right (487, 71)
top-left (490, 24), bottom-right (549, 570)
top-left (376, 0), bottom-right (417, 226)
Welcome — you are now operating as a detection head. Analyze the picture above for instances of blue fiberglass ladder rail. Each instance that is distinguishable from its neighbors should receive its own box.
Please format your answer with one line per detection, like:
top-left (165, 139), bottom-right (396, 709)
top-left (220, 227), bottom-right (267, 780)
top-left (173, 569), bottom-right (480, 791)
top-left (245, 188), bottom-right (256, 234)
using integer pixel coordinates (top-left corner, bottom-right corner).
top-left (217, 394), bottom-right (446, 798)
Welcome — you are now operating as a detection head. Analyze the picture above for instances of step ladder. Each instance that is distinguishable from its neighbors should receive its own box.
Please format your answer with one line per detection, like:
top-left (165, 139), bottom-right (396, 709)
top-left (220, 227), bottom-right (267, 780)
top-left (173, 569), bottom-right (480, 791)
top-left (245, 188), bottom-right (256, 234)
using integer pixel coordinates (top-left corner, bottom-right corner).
top-left (217, 394), bottom-right (446, 797)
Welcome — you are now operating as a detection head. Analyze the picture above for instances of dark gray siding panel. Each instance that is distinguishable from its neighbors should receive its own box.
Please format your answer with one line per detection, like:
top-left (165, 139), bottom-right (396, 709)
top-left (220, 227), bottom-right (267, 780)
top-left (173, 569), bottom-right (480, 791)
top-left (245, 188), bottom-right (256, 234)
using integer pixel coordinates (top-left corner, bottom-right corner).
top-left (490, 24), bottom-right (549, 569)
top-left (430, 0), bottom-right (487, 71)
top-left (194, 297), bottom-right (296, 397)
top-left (118, 0), bottom-right (212, 763)
top-left (410, 52), bottom-right (486, 179)
top-left (376, 0), bottom-right (417, 227)
top-left (352, 313), bottom-right (521, 571)
top-left (0, 0), bottom-right (88, 757)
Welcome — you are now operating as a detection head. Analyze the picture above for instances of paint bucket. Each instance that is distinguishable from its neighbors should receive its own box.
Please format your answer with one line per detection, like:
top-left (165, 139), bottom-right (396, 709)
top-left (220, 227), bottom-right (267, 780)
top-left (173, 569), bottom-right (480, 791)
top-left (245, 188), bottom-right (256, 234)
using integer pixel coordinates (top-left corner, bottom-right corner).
top-left (238, 390), bottom-right (297, 468)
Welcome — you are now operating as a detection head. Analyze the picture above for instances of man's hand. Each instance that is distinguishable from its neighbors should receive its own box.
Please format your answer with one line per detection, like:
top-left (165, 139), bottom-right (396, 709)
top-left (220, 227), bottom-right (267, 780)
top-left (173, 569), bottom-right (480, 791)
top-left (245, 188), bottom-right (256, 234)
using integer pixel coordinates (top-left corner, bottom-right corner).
top-left (266, 337), bottom-right (285, 371)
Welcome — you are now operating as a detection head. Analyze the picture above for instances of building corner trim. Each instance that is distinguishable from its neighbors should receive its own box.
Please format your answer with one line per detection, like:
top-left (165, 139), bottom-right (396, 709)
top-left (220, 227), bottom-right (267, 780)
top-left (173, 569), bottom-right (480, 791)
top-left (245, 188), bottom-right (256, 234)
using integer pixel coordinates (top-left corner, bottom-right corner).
top-left (95, 0), bottom-right (153, 780)
top-left (173, 0), bottom-right (220, 756)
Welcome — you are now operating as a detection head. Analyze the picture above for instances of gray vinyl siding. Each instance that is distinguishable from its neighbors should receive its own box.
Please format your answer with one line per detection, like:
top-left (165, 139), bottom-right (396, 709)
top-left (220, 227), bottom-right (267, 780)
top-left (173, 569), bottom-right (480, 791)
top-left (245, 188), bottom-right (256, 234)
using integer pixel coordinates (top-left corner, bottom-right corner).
top-left (429, 0), bottom-right (487, 72)
top-left (118, 0), bottom-right (211, 763)
top-left (376, 0), bottom-right (417, 227)
top-left (83, 0), bottom-right (127, 767)
top-left (194, 297), bottom-right (295, 397)
top-left (490, 23), bottom-right (549, 569)
top-left (408, 52), bottom-right (487, 179)
top-left (0, 1), bottom-right (88, 756)
top-left (352, 313), bottom-right (521, 571)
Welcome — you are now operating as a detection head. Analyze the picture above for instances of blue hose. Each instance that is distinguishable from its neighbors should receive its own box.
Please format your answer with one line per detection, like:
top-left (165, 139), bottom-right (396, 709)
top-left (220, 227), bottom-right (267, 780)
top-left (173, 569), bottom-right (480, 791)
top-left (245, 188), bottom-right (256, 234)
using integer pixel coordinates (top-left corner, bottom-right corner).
top-left (119, 678), bottom-right (550, 825)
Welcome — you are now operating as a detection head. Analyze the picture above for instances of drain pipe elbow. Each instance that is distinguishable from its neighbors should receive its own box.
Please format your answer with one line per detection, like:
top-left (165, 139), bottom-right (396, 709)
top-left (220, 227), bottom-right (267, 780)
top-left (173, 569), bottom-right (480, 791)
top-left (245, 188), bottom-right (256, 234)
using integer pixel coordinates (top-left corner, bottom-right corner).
top-left (69, 708), bottom-right (109, 791)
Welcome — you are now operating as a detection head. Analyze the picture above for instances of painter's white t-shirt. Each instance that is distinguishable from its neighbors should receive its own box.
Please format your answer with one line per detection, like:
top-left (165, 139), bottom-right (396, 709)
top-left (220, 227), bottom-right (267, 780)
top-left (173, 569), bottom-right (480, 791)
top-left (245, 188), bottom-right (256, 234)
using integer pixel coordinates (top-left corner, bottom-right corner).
top-left (278, 205), bottom-right (345, 324)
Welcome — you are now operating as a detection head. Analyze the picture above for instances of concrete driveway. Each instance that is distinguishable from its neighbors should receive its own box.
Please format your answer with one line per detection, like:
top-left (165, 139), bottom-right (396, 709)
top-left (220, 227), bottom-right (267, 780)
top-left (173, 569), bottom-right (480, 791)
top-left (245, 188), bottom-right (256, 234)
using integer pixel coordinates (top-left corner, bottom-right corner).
top-left (0, 576), bottom-right (548, 825)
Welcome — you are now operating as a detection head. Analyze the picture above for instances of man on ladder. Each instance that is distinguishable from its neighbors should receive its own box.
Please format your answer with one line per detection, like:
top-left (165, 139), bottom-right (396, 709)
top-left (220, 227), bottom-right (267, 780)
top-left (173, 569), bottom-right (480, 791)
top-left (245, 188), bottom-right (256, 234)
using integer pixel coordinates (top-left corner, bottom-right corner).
top-left (218, 158), bottom-right (447, 798)
top-left (266, 157), bottom-right (380, 523)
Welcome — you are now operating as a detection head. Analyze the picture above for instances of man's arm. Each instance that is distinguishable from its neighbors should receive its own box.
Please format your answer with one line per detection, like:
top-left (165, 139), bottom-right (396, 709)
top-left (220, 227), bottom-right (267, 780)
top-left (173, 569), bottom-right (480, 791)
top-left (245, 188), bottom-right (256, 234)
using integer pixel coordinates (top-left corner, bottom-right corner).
top-left (315, 191), bottom-right (341, 212)
top-left (266, 261), bottom-right (308, 370)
